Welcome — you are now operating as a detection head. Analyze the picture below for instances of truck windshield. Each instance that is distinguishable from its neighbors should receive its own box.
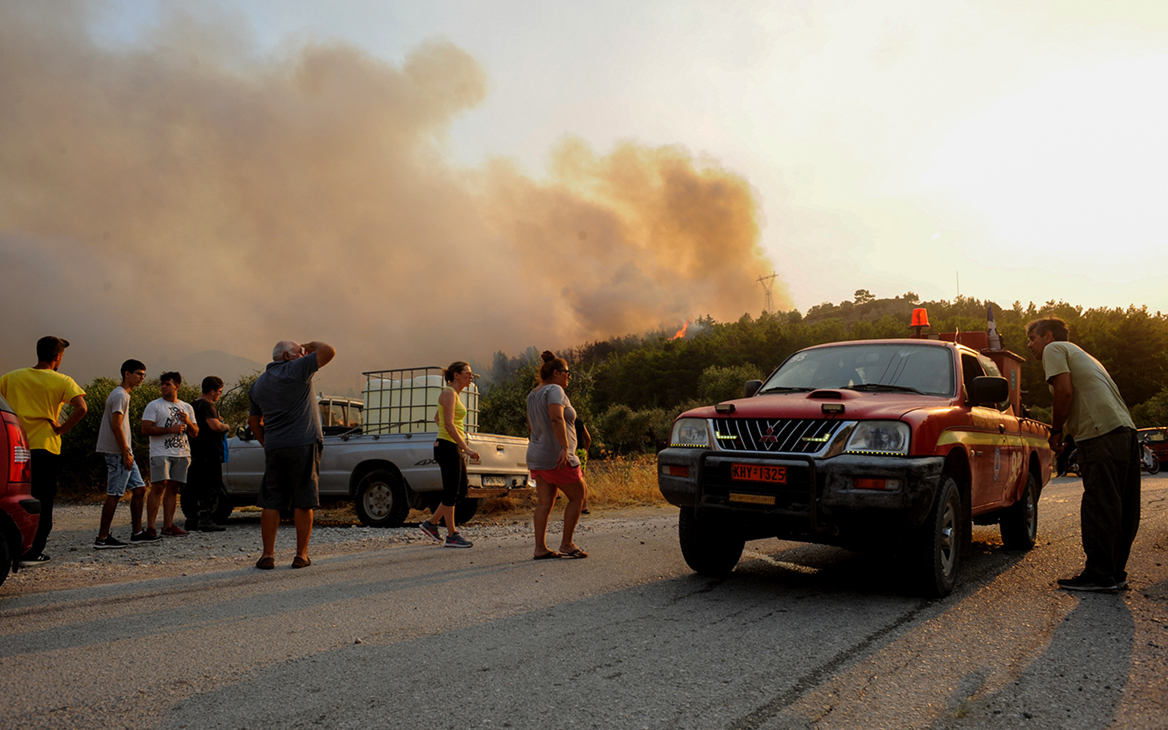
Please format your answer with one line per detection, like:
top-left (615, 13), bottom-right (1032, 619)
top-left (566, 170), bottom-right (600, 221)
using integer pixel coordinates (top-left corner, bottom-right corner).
top-left (761, 343), bottom-right (955, 397)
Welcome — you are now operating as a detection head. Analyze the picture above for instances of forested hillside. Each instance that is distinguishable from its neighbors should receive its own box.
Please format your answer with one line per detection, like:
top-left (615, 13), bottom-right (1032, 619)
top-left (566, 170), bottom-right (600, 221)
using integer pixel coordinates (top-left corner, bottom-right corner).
top-left (479, 293), bottom-right (1168, 454)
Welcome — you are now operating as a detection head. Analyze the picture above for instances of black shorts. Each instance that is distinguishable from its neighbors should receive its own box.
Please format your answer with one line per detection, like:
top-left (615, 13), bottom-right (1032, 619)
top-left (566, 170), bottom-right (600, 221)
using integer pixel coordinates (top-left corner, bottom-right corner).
top-left (434, 439), bottom-right (468, 507)
top-left (258, 442), bottom-right (321, 511)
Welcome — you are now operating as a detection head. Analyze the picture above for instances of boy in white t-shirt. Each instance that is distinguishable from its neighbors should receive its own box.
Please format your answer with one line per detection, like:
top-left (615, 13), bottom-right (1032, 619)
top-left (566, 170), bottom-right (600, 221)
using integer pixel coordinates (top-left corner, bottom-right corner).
top-left (141, 372), bottom-right (198, 537)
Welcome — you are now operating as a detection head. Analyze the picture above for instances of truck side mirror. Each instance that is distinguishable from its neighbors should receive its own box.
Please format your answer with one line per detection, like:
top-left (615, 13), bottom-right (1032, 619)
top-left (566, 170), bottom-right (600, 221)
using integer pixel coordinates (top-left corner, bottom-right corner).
top-left (744, 380), bottom-right (763, 398)
top-left (237, 425), bottom-right (254, 441)
top-left (969, 376), bottom-right (1009, 406)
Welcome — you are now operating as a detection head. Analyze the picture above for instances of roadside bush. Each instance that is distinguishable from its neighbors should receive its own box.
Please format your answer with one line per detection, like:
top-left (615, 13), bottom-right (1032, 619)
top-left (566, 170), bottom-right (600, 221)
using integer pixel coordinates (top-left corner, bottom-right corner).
top-left (594, 404), bottom-right (674, 454)
top-left (697, 363), bottom-right (764, 403)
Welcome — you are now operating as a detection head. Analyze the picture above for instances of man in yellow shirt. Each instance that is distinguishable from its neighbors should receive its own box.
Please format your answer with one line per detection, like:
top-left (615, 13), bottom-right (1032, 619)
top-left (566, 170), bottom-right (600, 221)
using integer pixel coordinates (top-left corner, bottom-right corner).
top-left (1026, 318), bottom-right (1139, 593)
top-left (0, 336), bottom-right (88, 565)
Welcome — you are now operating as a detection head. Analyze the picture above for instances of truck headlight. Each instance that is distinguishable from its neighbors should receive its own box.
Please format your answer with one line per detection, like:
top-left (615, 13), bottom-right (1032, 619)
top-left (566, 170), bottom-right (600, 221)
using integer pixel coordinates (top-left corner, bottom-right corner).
top-left (670, 418), bottom-right (710, 448)
top-left (844, 421), bottom-right (910, 455)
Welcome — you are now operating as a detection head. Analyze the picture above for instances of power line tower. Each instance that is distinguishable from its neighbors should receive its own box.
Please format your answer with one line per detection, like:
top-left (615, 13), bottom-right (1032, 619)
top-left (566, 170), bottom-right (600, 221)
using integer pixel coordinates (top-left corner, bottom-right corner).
top-left (757, 272), bottom-right (778, 313)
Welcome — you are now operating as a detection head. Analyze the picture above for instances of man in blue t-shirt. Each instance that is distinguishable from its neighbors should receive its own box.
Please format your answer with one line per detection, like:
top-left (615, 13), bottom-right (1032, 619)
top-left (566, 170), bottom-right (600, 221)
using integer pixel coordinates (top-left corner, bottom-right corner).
top-left (248, 340), bottom-right (335, 570)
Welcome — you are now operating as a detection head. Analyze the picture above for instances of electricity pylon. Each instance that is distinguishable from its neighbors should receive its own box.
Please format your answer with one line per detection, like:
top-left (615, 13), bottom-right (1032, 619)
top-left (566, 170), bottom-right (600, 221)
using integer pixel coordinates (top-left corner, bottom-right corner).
top-left (757, 272), bottom-right (778, 313)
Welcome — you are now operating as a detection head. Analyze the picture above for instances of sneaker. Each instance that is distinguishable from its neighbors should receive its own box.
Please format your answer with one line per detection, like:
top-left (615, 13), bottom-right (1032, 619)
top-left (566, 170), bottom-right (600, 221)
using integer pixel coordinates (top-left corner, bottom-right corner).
top-left (20, 554), bottom-right (51, 567)
top-left (1057, 573), bottom-right (1118, 594)
top-left (418, 520), bottom-right (442, 543)
top-left (94, 535), bottom-right (129, 550)
top-left (444, 532), bottom-right (473, 549)
top-left (131, 530), bottom-right (163, 544)
top-left (199, 520), bottom-right (226, 532)
top-left (161, 525), bottom-right (189, 537)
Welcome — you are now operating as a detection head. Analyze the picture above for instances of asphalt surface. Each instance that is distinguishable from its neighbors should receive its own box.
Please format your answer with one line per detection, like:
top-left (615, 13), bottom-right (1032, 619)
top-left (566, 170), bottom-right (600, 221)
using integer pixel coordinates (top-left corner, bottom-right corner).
top-left (1, 476), bottom-right (1165, 730)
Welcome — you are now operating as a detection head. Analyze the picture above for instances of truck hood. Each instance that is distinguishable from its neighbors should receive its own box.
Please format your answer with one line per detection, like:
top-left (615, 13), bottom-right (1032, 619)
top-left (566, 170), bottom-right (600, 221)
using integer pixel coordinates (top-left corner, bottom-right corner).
top-left (681, 389), bottom-right (951, 422)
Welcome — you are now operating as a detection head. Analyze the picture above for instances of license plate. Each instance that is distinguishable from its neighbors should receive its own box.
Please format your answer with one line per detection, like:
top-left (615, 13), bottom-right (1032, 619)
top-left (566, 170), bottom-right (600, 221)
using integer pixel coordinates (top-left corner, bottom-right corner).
top-left (481, 475), bottom-right (506, 487)
top-left (731, 464), bottom-right (787, 484)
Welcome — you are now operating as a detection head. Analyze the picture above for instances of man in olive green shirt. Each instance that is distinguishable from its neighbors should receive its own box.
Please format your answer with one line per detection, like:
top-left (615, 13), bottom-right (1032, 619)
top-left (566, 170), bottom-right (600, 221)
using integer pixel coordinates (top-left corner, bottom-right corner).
top-left (1027, 317), bottom-right (1139, 593)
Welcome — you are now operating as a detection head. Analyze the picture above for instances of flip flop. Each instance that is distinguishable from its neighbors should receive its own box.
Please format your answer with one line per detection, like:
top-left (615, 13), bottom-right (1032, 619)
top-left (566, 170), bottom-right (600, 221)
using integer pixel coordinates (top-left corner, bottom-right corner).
top-left (533, 551), bottom-right (562, 560)
top-left (255, 556), bottom-right (275, 570)
top-left (560, 549), bottom-right (588, 559)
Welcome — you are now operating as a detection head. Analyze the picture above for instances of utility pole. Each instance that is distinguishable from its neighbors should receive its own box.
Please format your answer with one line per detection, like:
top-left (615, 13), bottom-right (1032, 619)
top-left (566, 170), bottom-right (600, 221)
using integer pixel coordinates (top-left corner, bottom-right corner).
top-left (757, 272), bottom-right (778, 313)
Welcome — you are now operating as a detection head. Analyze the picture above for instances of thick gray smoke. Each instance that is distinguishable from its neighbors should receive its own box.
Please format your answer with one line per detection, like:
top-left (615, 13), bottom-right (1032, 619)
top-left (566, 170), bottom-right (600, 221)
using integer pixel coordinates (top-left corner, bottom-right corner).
top-left (0, 3), bottom-right (786, 390)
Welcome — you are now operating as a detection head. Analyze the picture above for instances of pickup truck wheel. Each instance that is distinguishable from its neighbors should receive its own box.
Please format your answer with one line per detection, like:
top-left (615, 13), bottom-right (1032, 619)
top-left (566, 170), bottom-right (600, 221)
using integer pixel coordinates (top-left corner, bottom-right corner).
top-left (678, 507), bottom-right (745, 577)
top-left (355, 469), bottom-right (410, 528)
top-left (454, 498), bottom-right (479, 525)
top-left (1000, 472), bottom-right (1038, 550)
top-left (0, 534), bottom-right (11, 588)
top-left (912, 476), bottom-right (962, 597)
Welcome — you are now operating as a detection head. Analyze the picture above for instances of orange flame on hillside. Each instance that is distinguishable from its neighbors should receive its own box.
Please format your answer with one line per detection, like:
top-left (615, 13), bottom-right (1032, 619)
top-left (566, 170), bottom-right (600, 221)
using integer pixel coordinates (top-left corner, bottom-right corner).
top-left (671, 320), bottom-right (690, 340)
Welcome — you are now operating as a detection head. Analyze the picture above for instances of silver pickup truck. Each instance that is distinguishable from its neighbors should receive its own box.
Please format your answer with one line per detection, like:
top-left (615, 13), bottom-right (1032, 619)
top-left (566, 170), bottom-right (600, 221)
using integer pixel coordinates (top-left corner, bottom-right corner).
top-left (204, 367), bottom-right (532, 527)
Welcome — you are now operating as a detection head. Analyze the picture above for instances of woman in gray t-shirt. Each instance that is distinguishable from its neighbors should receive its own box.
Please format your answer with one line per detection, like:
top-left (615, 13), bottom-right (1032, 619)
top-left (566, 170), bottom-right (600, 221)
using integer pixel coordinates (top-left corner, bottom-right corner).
top-left (526, 351), bottom-right (588, 559)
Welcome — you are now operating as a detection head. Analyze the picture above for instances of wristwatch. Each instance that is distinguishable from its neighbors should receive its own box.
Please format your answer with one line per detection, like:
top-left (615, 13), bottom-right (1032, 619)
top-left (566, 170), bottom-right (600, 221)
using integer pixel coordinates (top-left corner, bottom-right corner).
top-left (1050, 428), bottom-right (1062, 435)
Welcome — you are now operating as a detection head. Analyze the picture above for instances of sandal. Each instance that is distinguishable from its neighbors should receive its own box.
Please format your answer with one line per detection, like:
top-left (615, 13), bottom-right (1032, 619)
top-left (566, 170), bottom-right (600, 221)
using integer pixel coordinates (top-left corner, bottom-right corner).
top-left (533, 551), bottom-right (562, 560)
top-left (291, 556), bottom-right (312, 569)
top-left (560, 548), bottom-right (588, 559)
top-left (255, 556), bottom-right (275, 570)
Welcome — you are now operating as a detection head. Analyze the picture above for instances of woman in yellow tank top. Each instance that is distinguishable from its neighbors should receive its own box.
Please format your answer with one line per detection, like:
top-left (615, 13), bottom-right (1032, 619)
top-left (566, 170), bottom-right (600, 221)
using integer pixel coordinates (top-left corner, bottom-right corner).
top-left (419, 362), bottom-right (480, 548)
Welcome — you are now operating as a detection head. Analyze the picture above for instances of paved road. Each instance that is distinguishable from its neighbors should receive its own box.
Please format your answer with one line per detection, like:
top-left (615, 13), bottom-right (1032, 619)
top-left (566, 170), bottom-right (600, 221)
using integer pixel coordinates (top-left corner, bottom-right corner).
top-left (1, 476), bottom-right (1166, 730)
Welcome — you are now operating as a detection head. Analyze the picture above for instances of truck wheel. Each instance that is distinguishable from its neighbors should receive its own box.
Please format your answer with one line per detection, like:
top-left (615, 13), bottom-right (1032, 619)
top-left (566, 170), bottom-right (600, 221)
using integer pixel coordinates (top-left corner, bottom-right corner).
top-left (1000, 472), bottom-right (1038, 550)
top-left (355, 469), bottom-right (410, 528)
top-left (0, 534), bottom-right (11, 588)
top-left (912, 476), bottom-right (962, 597)
top-left (678, 507), bottom-right (745, 577)
top-left (454, 498), bottom-right (479, 525)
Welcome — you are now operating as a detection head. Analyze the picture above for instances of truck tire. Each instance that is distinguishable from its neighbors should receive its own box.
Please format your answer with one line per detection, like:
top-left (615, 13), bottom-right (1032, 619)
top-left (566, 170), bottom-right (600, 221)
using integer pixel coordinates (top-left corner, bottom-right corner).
top-left (912, 476), bottom-right (962, 597)
top-left (678, 507), bottom-right (745, 577)
top-left (355, 468), bottom-right (410, 528)
top-left (454, 498), bottom-right (479, 525)
top-left (0, 532), bottom-right (11, 588)
top-left (1000, 472), bottom-right (1038, 550)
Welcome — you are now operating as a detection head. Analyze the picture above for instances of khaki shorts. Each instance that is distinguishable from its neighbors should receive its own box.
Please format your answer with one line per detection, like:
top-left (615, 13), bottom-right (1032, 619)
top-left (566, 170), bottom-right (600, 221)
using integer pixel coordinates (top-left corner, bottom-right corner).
top-left (149, 455), bottom-right (190, 484)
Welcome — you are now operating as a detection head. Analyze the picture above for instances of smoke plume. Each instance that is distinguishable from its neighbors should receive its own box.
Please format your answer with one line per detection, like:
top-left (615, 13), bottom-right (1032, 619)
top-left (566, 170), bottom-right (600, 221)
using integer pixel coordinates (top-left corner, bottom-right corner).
top-left (0, 3), bottom-right (787, 389)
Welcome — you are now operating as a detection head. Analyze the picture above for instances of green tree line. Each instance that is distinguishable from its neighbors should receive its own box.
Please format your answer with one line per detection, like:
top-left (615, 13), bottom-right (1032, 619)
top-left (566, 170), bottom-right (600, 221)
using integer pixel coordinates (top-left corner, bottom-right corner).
top-left (480, 294), bottom-right (1168, 454)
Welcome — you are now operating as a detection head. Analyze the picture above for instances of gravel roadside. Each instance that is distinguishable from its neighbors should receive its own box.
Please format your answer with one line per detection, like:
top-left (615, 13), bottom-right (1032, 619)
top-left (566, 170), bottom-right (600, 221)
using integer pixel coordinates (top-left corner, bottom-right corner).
top-left (3, 502), bottom-right (675, 595)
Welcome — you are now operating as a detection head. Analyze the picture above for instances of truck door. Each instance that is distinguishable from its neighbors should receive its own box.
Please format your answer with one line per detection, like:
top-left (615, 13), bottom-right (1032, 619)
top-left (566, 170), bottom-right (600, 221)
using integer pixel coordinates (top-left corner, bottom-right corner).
top-left (962, 353), bottom-right (1013, 509)
top-left (978, 353), bottom-right (1025, 505)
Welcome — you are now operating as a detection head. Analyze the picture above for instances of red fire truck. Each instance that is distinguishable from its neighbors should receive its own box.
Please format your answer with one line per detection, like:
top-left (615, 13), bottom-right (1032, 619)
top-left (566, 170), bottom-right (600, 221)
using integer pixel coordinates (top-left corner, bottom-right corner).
top-left (656, 310), bottom-right (1052, 596)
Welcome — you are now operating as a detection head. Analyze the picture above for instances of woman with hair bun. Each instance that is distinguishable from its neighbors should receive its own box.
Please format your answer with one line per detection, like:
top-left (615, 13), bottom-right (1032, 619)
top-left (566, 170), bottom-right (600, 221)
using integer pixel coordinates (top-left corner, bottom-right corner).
top-left (418, 361), bottom-right (479, 548)
top-left (526, 351), bottom-right (587, 559)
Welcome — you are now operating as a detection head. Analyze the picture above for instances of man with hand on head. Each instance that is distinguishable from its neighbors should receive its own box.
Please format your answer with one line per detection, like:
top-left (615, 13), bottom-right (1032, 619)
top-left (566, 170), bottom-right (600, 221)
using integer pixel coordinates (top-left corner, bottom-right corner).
top-left (248, 340), bottom-right (335, 570)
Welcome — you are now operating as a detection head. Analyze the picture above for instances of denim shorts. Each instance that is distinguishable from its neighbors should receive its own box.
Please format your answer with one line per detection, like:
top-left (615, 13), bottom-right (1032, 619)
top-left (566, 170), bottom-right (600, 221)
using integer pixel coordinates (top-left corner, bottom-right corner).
top-left (104, 454), bottom-right (147, 497)
top-left (149, 455), bottom-right (191, 484)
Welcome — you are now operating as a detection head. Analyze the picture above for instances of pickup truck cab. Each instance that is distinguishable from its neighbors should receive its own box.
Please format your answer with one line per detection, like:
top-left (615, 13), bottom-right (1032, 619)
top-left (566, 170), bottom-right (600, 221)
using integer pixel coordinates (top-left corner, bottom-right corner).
top-left (657, 337), bottom-right (1052, 596)
top-left (212, 369), bottom-right (533, 528)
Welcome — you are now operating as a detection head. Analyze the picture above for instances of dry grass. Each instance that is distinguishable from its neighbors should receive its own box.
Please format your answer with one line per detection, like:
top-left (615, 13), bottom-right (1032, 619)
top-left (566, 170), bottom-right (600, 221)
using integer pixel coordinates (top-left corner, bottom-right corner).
top-left (478, 454), bottom-right (666, 516)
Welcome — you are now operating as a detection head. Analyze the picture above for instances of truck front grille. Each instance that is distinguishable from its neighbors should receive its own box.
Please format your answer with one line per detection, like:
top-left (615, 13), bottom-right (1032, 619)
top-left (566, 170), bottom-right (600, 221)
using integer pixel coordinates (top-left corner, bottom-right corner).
top-left (711, 418), bottom-right (844, 454)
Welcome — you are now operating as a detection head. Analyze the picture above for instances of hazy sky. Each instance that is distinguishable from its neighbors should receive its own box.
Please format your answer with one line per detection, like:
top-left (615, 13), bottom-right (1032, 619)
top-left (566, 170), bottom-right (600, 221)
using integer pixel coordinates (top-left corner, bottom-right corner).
top-left (4, 0), bottom-right (1167, 388)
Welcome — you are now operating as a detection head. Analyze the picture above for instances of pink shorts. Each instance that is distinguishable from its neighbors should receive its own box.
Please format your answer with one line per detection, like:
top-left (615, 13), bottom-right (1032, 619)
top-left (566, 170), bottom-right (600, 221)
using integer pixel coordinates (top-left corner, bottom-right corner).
top-left (530, 464), bottom-right (583, 486)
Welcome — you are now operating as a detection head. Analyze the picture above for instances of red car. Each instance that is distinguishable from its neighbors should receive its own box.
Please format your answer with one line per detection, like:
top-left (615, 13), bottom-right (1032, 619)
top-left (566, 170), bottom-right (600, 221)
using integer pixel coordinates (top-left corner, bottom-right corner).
top-left (1, 392), bottom-right (39, 587)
